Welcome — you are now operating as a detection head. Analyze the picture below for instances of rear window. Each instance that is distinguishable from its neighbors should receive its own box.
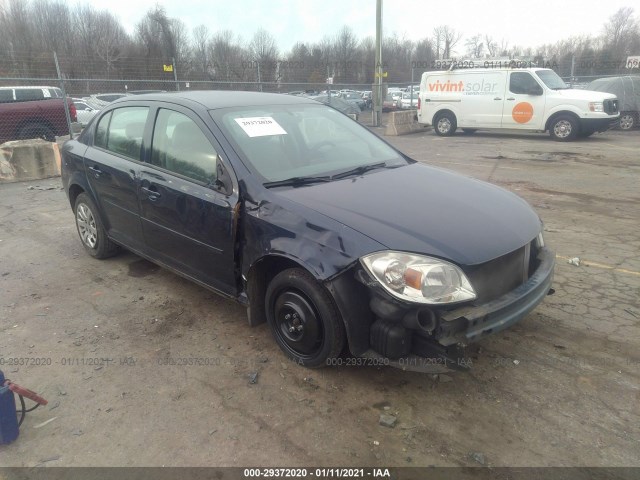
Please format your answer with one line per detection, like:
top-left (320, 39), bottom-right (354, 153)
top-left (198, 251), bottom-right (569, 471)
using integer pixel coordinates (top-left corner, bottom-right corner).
top-left (0, 90), bottom-right (14, 103)
top-left (15, 88), bottom-right (46, 101)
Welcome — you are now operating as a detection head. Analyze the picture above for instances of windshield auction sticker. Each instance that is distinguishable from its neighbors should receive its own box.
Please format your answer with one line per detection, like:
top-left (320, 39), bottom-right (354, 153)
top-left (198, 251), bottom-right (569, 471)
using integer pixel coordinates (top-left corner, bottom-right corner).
top-left (235, 117), bottom-right (287, 137)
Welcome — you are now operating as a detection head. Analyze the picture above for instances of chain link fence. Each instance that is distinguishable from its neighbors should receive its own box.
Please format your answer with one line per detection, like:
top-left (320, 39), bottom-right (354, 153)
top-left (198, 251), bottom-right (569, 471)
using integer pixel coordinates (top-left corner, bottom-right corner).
top-left (1, 50), bottom-right (638, 145)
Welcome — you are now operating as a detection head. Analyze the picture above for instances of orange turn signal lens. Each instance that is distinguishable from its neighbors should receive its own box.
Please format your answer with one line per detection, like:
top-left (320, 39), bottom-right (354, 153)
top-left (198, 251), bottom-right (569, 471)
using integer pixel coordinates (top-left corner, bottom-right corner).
top-left (404, 268), bottom-right (423, 290)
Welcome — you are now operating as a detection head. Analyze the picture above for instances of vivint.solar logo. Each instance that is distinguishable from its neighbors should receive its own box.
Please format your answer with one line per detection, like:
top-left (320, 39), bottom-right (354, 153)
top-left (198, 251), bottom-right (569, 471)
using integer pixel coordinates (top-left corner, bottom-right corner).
top-left (427, 80), bottom-right (499, 94)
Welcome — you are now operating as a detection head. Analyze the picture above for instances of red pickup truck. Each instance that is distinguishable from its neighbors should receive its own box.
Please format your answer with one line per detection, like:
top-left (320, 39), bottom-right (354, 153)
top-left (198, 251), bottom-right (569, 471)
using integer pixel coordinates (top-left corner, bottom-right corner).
top-left (0, 86), bottom-right (77, 143)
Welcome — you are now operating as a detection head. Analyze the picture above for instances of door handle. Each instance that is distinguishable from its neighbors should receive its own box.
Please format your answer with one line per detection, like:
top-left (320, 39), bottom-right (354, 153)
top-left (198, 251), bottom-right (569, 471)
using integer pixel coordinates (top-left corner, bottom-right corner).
top-left (88, 165), bottom-right (102, 178)
top-left (506, 97), bottom-right (515, 101)
top-left (494, 97), bottom-right (502, 101)
top-left (141, 186), bottom-right (161, 200)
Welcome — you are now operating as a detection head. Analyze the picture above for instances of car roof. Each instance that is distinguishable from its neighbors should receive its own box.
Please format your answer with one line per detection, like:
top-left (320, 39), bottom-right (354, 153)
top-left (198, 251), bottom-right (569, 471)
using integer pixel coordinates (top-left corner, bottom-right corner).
top-left (111, 90), bottom-right (318, 109)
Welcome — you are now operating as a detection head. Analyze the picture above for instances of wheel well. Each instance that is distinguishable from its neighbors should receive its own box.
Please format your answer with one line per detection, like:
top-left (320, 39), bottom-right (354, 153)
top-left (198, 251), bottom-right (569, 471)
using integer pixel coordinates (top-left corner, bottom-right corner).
top-left (14, 118), bottom-right (56, 138)
top-left (68, 184), bottom-right (85, 210)
top-left (545, 111), bottom-right (580, 132)
top-left (245, 255), bottom-right (310, 327)
top-left (432, 109), bottom-right (456, 126)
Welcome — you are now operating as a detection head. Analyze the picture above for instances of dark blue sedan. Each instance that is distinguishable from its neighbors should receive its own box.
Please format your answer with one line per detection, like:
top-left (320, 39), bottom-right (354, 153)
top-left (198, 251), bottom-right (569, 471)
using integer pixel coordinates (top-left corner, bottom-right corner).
top-left (61, 91), bottom-right (554, 372)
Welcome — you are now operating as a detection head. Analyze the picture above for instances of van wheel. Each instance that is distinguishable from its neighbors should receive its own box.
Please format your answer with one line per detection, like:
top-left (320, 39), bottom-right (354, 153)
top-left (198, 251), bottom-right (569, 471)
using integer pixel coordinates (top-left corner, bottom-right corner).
top-left (462, 128), bottom-right (477, 134)
top-left (434, 112), bottom-right (457, 136)
top-left (74, 193), bottom-right (119, 259)
top-left (265, 268), bottom-right (345, 368)
top-left (549, 115), bottom-right (578, 141)
top-left (618, 113), bottom-right (635, 130)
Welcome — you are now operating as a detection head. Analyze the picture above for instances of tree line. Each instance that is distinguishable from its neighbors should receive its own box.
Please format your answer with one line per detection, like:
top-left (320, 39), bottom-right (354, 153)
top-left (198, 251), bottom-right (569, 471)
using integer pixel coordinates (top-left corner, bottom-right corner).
top-left (0, 1), bottom-right (638, 88)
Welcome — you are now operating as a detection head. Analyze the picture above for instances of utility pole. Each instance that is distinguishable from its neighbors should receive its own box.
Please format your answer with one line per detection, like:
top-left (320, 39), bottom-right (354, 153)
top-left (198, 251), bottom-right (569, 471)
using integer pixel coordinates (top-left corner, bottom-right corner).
top-left (570, 54), bottom-right (575, 88)
top-left (373, 0), bottom-right (383, 126)
top-left (173, 57), bottom-right (180, 91)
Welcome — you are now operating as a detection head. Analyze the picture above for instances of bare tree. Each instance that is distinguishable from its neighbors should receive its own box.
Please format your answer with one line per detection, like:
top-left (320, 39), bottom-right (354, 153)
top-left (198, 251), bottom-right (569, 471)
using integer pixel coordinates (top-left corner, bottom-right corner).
top-left (333, 26), bottom-right (358, 82)
top-left (433, 25), bottom-right (462, 59)
top-left (208, 30), bottom-right (248, 81)
top-left (192, 25), bottom-right (210, 77)
top-left (249, 28), bottom-right (279, 82)
top-left (465, 34), bottom-right (484, 58)
top-left (484, 35), bottom-right (499, 57)
top-left (94, 11), bottom-right (128, 78)
top-left (604, 7), bottom-right (639, 56)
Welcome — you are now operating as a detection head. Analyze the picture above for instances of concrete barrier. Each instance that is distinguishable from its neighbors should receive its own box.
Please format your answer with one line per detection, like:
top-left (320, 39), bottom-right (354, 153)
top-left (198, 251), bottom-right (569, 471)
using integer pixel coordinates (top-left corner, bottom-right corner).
top-left (385, 109), bottom-right (424, 136)
top-left (0, 139), bottom-right (61, 183)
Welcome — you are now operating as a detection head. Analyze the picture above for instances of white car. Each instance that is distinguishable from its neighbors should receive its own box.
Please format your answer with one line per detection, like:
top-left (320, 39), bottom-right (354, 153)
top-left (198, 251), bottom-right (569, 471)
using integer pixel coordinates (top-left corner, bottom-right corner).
top-left (72, 99), bottom-right (99, 126)
top-left (388, 89), bottom-right (403, 103)
top-left (398, 92), bottom-right (419, 109)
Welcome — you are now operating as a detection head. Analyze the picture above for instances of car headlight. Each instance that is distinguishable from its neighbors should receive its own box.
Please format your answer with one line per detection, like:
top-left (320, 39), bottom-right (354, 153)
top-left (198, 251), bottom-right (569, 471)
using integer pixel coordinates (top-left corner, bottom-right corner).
top-left (589, 102), bottom-right (604, 112)
top-left (360, 251), bottom-right (476, 305)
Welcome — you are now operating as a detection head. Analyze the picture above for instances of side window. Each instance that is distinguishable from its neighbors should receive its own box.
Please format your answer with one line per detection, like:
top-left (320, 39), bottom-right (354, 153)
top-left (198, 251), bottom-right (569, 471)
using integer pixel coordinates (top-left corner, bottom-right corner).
top-left (151, 109), bottom-right (218, 184)
top-left (94, 111), bottom-right (112, 149)
top-left (0, 90), bottom-right (14, 103)
top-left (15, 89), bottom-right (44, 101)
top-left (509, 72), bottom-right (540, 95)
top-left (105, 107), bottom-right (149, 160)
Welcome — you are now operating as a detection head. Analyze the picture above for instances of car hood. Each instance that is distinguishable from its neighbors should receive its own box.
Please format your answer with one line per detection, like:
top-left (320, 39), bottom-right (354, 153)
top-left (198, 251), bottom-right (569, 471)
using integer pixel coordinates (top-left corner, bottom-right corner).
top-left (276, 163), bottom-right (542, 266)
top-left (555, 89), bottom-right (617, 101)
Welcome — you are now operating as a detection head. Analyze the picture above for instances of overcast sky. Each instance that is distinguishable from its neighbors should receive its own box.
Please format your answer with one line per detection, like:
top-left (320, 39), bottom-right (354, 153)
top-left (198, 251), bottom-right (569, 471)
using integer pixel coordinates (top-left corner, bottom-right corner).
top-left (86, 0), bottom-right (634, 54)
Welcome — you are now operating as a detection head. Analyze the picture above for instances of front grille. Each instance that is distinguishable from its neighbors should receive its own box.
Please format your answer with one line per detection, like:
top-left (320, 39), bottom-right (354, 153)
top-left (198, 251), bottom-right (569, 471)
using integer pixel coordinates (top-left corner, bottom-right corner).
top-left (464, 241), bottom-right (539, 304)
top-left (604, 99), bottom-right (619, 114)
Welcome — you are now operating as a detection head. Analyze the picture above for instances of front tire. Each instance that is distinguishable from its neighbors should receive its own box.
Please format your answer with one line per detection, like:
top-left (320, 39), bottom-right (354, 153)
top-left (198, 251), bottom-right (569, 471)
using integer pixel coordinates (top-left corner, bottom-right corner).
top-left (74, 193), bottom-right (119, 259)
top-left (549, 115), bottom-right (579, 141)
top-left (265, 268), bottom-right (345, 368)
top-left (619, 113), bottom-right (635, 130)
top-left (434, 112), bottom-right (457, 136)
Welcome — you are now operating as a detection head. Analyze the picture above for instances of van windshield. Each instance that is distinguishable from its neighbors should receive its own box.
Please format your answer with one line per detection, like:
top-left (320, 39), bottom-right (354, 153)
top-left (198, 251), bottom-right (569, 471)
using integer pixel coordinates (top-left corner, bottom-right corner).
top-left (536, 70), bottom-right (569, 90)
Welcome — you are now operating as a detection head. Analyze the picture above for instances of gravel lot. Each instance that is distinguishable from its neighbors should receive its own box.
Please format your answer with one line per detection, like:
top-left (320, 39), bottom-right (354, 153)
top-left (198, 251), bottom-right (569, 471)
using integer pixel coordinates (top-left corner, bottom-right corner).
top-left (0, 126), bottom-right (638, 467)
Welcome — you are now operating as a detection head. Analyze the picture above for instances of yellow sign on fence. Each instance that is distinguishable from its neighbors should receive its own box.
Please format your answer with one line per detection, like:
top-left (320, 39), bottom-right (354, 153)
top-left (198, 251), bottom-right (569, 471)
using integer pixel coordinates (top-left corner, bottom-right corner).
top-left (163, 64), bottom-right (174, 72)
top-left (374, 71), bottom-right (388, 78)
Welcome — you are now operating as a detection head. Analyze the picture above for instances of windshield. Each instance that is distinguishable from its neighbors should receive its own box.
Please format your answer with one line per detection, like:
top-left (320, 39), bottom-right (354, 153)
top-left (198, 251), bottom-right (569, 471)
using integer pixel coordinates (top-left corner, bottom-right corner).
top-left (211, 103), bottom-right (407, 183)
top-left (535, 70), bottom-right (568, 90)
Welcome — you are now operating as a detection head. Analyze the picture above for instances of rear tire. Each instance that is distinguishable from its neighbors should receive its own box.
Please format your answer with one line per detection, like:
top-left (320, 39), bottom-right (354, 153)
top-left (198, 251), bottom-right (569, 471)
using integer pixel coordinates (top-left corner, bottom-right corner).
top-left (549, 115), bottom-right (579, 141)
top-left (434, 112), bottom-right (457, 136)
top-left (265, 268), bottom-right (345, 368)
top-left (18, 123), bottom-right (56, 142)
top-left (74, 193), bottom-right (119, 259)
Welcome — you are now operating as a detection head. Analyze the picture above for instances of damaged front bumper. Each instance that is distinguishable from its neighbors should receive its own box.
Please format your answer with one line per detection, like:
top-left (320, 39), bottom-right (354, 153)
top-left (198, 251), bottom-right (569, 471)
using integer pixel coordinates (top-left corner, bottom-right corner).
top-left (350, 247), bottom-right (555, 373)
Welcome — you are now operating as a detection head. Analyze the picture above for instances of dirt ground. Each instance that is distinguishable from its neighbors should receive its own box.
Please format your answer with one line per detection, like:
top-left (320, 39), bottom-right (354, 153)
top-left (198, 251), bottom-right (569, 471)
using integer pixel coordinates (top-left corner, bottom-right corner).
top-left (0, 125), bottom-right (638, 467)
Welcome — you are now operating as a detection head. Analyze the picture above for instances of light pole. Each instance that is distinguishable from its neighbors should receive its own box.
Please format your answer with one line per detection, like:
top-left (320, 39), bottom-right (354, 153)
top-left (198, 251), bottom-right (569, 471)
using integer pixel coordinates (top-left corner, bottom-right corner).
top-left (373, 0), bottom-right (383, 127)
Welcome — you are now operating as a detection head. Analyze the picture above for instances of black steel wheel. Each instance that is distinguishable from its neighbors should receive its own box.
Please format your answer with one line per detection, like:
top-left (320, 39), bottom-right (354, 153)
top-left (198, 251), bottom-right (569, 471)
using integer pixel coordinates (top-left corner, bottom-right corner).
top-left (266, 268), bottom-right (345, 368)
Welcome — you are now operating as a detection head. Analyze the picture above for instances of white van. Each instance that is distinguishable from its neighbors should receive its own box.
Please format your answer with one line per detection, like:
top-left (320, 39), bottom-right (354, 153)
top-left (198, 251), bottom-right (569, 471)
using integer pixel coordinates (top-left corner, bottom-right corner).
top-left (417, 68), bottom-right (619, 140)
